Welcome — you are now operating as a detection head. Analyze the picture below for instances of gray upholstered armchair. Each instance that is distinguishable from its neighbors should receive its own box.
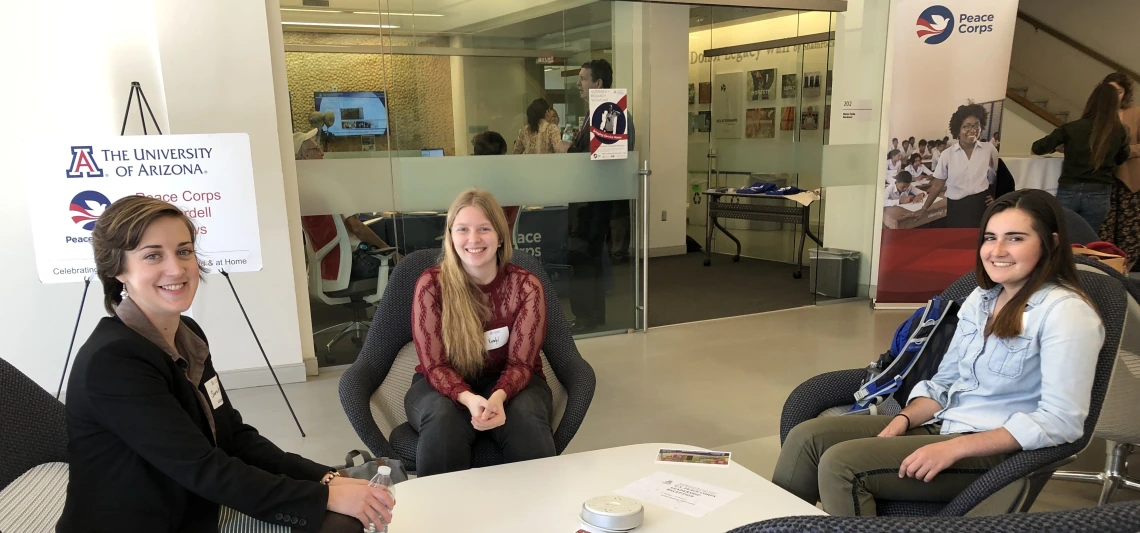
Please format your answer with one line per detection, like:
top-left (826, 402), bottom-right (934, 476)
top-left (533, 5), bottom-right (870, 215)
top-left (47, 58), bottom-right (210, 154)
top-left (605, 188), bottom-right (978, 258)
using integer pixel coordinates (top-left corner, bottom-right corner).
top-left (339, 249), bottom-right (596, 472)
top-left (0, 357), bottom-right (69, 531)
top-left (778, 261), bottom-right (1129, 516)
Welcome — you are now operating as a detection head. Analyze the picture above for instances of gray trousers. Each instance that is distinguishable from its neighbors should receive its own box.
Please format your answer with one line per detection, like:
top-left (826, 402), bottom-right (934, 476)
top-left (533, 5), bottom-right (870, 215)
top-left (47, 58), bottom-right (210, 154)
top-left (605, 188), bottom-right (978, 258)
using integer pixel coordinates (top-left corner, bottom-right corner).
top-left (771, 415), bottom-right (1008, 516)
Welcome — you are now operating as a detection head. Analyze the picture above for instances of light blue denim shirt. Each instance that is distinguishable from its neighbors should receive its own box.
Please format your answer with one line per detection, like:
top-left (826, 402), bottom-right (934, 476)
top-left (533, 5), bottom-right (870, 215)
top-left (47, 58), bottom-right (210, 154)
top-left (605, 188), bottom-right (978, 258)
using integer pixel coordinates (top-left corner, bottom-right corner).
top-left (907, 283), bottom-right (1104, 450)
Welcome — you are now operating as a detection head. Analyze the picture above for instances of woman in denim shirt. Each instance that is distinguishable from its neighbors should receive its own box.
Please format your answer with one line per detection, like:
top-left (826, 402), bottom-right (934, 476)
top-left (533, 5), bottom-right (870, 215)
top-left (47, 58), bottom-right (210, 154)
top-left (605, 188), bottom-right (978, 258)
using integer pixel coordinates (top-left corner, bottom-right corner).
top-left (773, 189), bottom-right (1104, 516)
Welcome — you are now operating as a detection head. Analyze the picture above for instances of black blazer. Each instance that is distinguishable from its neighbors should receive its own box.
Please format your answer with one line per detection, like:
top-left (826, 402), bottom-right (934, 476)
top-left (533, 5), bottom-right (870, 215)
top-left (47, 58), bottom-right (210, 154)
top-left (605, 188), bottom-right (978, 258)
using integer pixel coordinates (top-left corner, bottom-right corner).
top-left (58, 316), bottom-right (330, 533)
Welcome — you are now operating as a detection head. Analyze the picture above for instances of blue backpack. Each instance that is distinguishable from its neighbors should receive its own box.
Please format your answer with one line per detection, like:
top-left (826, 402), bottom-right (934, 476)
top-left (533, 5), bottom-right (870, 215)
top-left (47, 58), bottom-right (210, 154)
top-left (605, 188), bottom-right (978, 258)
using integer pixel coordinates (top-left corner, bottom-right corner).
top-left (849, 296), bottom-right (960, 414)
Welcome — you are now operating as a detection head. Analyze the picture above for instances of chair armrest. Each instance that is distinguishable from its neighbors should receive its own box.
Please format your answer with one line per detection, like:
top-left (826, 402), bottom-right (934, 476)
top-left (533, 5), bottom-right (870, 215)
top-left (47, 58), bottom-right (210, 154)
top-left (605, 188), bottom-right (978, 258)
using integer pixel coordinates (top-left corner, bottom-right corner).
top-left (780, 368), bottom-right (866, 445)
top-left (364, 246), bottom-right (398, 256)
top-left (339, 356), bottom-right (398, 459)
top-left (727, 500), bottom-right (1140, 533)
top-left (938, 442), bottom-right (1086, 516)
top-left (550, 354), bottom-right (596, 455)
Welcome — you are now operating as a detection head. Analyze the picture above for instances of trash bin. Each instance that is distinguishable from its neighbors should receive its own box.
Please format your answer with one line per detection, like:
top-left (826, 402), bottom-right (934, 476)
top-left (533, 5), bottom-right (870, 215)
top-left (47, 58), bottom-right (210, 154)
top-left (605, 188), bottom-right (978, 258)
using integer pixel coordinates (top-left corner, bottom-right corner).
top-left (809, 248), bottom-right (861, 298)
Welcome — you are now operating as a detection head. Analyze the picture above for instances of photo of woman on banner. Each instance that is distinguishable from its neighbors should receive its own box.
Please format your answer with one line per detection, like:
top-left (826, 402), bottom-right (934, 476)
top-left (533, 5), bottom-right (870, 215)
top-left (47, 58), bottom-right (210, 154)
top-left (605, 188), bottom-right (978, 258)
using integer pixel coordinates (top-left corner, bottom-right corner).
top-left (920, 103), bottom-right (999, 228)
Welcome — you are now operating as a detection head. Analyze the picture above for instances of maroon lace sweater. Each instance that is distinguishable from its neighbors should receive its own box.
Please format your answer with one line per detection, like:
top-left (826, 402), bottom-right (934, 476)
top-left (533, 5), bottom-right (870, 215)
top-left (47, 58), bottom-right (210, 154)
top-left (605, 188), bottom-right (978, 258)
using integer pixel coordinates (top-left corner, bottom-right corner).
top-left (412, 264), bottom-right (547, 402)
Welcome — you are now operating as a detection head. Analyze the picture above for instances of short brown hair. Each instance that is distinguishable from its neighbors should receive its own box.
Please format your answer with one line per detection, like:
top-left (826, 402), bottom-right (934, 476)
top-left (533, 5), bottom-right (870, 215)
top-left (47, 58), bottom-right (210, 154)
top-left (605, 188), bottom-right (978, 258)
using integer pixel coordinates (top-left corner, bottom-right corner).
top-left (91, 195), bottom-right (205, 315)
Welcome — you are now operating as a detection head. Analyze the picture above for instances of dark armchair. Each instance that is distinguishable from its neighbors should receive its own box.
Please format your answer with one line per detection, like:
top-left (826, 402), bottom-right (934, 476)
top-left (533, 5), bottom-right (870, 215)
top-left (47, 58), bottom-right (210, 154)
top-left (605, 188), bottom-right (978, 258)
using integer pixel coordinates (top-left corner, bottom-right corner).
top-left (339, 249), bottom-right (596, 471)
top-left (779, 266), bottom-right (1128, 516)
top-left (727, 499), bottom-right (1140, 533)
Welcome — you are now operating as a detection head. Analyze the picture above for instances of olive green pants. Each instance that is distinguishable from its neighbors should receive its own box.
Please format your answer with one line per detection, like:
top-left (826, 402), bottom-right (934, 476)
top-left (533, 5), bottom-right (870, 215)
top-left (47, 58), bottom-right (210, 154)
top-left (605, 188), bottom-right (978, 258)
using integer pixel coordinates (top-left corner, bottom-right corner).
top-left (771, 415), bottom-right (1008, 516)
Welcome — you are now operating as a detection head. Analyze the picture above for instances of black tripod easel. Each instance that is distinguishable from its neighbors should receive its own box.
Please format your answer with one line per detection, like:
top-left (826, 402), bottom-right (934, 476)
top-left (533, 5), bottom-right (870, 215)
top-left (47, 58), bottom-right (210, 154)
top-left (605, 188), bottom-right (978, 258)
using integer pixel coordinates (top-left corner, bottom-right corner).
top-left (58, 82), bottom-right (305, 437)
top-left (121, 81), bottom-right (163, 135)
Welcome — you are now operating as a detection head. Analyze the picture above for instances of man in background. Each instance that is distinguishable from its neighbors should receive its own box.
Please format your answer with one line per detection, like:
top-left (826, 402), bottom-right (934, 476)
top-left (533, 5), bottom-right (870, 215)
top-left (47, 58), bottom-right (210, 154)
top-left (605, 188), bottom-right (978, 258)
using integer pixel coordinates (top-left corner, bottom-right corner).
top-left (566, 59), bottom-right (627, 332)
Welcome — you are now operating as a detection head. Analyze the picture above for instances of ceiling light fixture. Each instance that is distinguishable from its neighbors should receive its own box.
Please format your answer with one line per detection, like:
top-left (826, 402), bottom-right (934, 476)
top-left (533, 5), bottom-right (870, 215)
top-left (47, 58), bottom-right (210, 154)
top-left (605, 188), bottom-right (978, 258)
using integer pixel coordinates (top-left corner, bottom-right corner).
top-left (282, 21), bottom-right (400, 29)
top-left (352, 11), bottom-right (444, 17)
top-left (279, 7), bottom-right (441, 16)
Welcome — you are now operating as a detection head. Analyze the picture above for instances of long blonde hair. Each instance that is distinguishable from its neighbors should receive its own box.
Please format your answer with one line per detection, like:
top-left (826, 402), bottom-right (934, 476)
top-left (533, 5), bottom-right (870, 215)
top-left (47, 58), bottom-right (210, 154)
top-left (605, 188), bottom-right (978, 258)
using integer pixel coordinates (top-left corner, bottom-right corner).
top-left (439, 189), bottom-right (513, 378)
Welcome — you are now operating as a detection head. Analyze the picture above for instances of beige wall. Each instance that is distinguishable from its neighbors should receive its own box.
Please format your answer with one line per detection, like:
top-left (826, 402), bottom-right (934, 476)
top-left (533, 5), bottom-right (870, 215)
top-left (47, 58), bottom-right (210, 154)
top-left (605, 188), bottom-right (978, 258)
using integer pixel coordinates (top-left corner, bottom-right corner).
top-left (284, 33), bottom-right (456, 155)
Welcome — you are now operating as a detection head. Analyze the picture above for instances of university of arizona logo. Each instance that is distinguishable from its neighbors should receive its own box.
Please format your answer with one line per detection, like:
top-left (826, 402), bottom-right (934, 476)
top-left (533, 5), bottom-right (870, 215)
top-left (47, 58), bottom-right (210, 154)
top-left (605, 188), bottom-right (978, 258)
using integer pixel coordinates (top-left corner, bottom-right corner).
top-left (916, 6), bottom-right (954, 45)
top-left (66, 146), bottom-right (104, 178)
top-left (70, 190), bottom-right (111, 231)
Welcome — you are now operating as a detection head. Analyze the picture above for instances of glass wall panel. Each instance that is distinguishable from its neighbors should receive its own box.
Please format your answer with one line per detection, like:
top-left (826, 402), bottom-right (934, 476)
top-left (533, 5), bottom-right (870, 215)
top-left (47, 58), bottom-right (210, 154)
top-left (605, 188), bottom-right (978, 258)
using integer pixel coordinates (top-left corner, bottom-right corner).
top-left (282, 0), bottom-right (646, 366)
top-left (686, 8), bottom-right (833, 267)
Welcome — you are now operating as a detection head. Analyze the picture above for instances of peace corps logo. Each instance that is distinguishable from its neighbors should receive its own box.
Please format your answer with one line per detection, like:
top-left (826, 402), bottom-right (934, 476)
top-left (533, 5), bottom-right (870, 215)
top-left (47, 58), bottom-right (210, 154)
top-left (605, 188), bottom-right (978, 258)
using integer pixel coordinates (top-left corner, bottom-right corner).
top-left (70, 190), bottom-right (111, 232)
top-left (916, 5), bottom-right (954, 45)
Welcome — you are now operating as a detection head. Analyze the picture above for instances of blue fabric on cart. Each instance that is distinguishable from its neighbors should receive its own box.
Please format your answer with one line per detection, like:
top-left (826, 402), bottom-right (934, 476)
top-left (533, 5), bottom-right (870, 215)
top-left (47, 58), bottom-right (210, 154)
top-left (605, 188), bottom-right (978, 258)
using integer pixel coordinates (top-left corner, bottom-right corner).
top-left (767, 186), bottom-right (803, 195)
top-left (735, 182), bottom-right (778, 195)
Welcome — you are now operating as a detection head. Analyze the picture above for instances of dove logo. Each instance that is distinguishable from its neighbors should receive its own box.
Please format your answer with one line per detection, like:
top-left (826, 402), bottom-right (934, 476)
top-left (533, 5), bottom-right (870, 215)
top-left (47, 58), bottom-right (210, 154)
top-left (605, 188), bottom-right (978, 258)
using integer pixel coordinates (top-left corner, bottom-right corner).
top-left (916, 6), bottom-right (954, 45)
top-left (69, 190), bottom-right (111, 235)
top-left (66, 146), bottom-right (104, 178)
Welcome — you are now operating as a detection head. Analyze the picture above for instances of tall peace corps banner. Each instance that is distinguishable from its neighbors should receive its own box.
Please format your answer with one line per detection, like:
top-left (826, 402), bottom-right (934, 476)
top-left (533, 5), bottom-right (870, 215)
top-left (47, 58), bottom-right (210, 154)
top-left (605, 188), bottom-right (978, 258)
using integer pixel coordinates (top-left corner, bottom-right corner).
top-left (27, 133), bottom-right (263, 284)
top-left (876, 1), bottom-right (1018, 303)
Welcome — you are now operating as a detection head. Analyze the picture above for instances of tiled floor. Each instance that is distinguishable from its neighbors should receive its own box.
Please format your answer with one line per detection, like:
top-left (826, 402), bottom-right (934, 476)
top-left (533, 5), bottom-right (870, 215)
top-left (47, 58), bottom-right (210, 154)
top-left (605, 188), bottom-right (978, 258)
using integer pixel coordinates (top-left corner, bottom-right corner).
top-left (228, 301), bottom-right (1137, 518)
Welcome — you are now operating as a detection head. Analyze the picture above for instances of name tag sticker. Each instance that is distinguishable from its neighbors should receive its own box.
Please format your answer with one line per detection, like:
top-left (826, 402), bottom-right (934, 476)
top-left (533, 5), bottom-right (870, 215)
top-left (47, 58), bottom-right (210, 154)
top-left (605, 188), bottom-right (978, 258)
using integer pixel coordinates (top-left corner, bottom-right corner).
top-left (485, 326), bottom-right (509, 351)
top-left (204, 376), bottom-right (225, 409)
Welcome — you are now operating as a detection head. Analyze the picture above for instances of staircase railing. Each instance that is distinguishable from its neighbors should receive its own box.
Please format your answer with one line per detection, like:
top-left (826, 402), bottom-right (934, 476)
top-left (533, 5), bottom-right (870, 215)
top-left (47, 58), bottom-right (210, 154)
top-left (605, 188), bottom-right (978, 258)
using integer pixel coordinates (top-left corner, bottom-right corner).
top-left (1006, 88), bottom-right (1063, 128)
top-left (1016, 11), bottom-right (1140, 83)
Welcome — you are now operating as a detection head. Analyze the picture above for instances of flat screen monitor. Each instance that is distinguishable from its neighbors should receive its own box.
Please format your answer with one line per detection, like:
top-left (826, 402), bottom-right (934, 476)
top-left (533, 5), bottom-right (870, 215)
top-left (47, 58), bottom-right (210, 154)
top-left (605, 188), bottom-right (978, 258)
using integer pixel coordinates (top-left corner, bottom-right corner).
top-left (421, 148), bottom-right (444, 157)
top-left (315, 91), bottom-right (388, 136)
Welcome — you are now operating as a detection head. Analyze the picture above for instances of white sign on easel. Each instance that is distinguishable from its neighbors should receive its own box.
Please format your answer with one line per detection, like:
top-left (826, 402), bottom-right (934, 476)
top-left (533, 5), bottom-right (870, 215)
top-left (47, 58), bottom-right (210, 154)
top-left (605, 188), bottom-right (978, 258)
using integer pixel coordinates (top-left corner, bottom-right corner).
top-left (27, 133), bottom-right (263, 284)
top-left (588, 88), bottom-right (629, 160)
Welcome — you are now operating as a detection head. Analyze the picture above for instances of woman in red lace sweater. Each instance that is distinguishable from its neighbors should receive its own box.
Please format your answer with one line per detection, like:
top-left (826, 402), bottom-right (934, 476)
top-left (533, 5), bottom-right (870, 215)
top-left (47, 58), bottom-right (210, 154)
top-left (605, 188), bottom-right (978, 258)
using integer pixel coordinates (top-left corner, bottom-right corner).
top-left (405, 189), bottom-right (556, 476)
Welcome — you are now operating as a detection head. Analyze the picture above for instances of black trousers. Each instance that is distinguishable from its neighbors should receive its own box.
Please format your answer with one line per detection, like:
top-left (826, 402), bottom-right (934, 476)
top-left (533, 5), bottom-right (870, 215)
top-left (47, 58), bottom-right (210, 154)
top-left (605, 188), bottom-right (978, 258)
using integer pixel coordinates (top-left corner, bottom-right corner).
top-left (943, 190), bottom-right (989, 229)
top-left (567, 200), bottom-right (613, 326)
top-left (404, 373), bottom-right (555, 477)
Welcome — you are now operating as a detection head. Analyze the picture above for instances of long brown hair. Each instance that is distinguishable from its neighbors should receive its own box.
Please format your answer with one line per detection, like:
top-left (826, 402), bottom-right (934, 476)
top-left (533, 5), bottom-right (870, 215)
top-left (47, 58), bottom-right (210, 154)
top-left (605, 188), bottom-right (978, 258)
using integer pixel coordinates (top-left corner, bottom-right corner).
top-left (975, 189), bottom-right (1090, 338)
top-left (1102, 72), bottom-right (1134, 108)
top-left (526, 98), bottom-right (551, 133)
top-left (1083, 83), bottom-right (1124, 170)
top-left (438, 189), bottom-right (513, 378)
top-left (91, 195), bottom-right (205, 315)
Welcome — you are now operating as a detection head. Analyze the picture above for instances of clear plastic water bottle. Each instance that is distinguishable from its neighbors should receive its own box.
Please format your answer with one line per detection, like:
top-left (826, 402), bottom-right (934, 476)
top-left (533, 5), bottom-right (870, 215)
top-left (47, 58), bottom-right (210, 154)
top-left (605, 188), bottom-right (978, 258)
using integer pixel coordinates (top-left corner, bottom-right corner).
top-left (365, 465), bottom-right (394, 533)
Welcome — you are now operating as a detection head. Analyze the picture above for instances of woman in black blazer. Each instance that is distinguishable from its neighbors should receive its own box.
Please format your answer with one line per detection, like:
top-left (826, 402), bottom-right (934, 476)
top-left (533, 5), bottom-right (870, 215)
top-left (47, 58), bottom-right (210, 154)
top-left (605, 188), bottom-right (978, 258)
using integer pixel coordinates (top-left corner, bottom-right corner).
top-left (58, 196), bottom-right (395, 533)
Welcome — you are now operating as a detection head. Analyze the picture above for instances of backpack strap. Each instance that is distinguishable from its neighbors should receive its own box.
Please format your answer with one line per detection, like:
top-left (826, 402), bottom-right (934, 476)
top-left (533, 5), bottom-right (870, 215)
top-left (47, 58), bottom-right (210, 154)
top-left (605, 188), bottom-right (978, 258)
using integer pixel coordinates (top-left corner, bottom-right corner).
top-left (849, 298), bottom-right (947, 413)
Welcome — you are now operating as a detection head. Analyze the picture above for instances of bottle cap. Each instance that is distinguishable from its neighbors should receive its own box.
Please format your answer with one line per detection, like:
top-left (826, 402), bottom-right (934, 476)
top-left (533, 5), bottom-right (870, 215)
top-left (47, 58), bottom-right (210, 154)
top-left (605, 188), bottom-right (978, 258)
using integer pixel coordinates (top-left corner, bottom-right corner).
top-left (377, 465), bottom-right (392, 476)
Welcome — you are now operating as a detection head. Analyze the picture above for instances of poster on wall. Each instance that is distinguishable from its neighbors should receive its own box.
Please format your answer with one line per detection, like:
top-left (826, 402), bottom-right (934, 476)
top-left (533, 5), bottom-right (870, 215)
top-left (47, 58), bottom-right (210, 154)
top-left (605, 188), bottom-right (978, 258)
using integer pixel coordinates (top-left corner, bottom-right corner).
top-left (801, 107), bottom-right (820, 131)
top-left (803, 72), bottom-right (821, 97)
top-left (780, 106), bottom-right (797, 131)
top-left (689, 83), bottom-right (696, 105)
top-left (696, 111), bottom-right (712, 133)
top-left (698, 82), bottom-right (712, 104)
top-left (875, 0), bottom-right (1019, 304)
top-left (782, 74), bottom-right (798, 99)
top-left (713, 72), bottom-right (744, 139)
top-left (754, 108), bottom-right (775, 138)
top-left (27, 134), bottom-right (263, 284)
top-left (588, 88), bottom-right (629, 160)
top-left (749, 69), bottom-right (777, 101)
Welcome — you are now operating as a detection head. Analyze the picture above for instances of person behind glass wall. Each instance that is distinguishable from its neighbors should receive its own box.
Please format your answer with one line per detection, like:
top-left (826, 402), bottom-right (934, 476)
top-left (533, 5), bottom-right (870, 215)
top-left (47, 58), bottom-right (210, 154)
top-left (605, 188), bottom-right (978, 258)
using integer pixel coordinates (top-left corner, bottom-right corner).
top-left (773, 188), bottom-right (1104, 516)
top-left (513, 98), bottom-right (568, 155)
top-left (59, 196), bottom-right (395, 533)
top-left (920, 103), bottom-right (999, 228)
top-left (405, 189), bottom-right (556, 476)
top-left (472, 131), bottom-right (508, 155)
top-left (1100, 73), bottom-right (1140, 271)
top-left (566, 58), bottom-right (618, 330)
top-left (343, 214), bottom-right (400, 281)
top-left (1032, 82), bottom-right (1130, 232)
